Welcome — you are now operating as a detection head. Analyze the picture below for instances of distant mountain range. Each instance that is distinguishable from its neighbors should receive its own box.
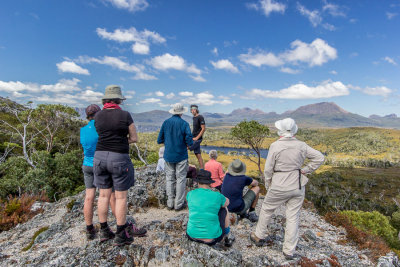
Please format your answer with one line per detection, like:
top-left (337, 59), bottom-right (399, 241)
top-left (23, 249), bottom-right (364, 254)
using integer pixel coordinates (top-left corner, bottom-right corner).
top-left (32, 100), bottom-right (400, 131)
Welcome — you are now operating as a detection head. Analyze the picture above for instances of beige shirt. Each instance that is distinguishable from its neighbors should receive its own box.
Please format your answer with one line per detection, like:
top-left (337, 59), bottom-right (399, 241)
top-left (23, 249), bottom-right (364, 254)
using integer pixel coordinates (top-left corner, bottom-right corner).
top-left (264, 137), bottom-right (325, 191)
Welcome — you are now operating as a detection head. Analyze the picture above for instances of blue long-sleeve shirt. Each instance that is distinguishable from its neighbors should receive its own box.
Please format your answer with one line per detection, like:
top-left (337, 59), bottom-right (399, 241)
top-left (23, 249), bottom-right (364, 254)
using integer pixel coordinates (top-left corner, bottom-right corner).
top-left (157, 115), bottom-right (194, 163)
top-left (80, 120), bottom-right (98, 167)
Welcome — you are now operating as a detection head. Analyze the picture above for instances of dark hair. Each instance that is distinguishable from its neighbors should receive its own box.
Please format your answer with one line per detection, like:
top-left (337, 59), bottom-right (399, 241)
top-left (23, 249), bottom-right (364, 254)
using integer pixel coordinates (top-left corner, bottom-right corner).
top-left (86, 115), bottom-right (95, 120)
top-left (102, 99), bottom-right (122, 105)
top-left (190, 104), bottom-right (199, 113)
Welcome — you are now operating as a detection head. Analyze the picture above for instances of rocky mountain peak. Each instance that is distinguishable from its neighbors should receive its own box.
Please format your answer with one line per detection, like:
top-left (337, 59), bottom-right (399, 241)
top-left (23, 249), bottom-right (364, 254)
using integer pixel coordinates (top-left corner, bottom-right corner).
top-left (288, 102), bottom-right (350, 115)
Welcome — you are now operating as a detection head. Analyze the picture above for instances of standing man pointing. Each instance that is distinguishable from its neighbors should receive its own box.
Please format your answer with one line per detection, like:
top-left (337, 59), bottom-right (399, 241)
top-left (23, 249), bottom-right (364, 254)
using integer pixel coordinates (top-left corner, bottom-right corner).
top-left (190, 104), bottom-right (206, 169)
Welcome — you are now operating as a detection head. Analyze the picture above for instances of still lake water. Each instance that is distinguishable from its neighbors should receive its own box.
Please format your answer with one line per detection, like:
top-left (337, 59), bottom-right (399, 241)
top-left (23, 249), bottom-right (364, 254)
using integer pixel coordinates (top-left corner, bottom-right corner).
top-left (201, 145), bottom-right (269, 158)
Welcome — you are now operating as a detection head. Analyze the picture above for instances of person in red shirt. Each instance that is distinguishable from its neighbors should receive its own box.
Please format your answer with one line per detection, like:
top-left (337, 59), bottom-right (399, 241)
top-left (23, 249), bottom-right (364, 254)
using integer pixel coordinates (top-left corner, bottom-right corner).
top-left (204, 150), bottom-right (225, 192)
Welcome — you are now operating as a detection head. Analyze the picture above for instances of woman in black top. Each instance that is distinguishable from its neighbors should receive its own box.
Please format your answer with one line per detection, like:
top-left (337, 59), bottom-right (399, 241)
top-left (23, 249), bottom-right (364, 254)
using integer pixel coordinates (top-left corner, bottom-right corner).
top-left (93, 85), bottom-right (146, 246)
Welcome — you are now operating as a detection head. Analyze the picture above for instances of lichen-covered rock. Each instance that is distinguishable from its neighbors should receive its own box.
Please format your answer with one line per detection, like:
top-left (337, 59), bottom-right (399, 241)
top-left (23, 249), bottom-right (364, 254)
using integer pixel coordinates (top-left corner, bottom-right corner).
top-left (0, 165), bottom-right (395, 266)
top-left (377, 252), bottom-right (400, 267)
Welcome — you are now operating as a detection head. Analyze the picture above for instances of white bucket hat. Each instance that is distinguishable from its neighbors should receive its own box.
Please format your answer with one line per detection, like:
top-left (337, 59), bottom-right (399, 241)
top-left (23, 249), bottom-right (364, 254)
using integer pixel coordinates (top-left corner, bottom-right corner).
top-left (102, 85), bottom-right (126, 100)
top-left (169, 103), bottom-right (188, 115)
top-left (275, 118), bottom-right (298, 137)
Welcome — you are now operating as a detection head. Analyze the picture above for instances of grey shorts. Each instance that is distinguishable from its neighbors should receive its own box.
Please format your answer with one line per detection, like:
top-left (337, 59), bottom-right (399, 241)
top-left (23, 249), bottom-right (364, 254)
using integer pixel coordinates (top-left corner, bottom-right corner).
top-left (238, 190), bottom-right (256, 215)
top-left (93, 151), bottom-right (135, 191)
top-left (82, 165), bottom-right (95, 189)
top-left (189, 139), bottom-right (202, 154)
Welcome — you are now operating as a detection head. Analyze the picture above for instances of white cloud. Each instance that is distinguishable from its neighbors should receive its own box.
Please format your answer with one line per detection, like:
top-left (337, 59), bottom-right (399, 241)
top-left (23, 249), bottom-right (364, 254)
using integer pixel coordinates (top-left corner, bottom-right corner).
top-left (330, 70), bottom-right (338, 75)
top-left (56, 61), bottom-right (90, 75)
top-left (247, 0), bottom-right (286, 17)
top-left (166, 93), bottom-right (175, 99)
top-left (239, 38), bottom-right (337, 69)
top-left (77, 56), bottom-right (156, 80)
top-left (239, 50), bottom-right (283, 67)
top-left (0, 78), bottom-right (82, 94)
top-left (132, 42), bottom-right (150, 55)
top-left (349, 85), bottom-right (393, 97)
top-left (322, 0), bottom-right (346, 17)
top-left (141, 98), bottom-right (161, 104)
top-left (181, 91), bottom-right (232, 106)
top-left (210, 59), bottom-right (239, 73)
top-left (97, 27), bottom-right (165, 54)
top-left (179, 91), bottom-right (193, 97)
top-left (212, 47), bottom-right (218, 56)
top-left (155, 91), bottom-right (164, 97)
top-left (280, 67), bottom-right (299, 74)
top-left (282, 38), bottom-right (337, 66)
top-left (245, 80), bottom-right (350, 99)
top-left (383, 56), bottom-right (397, 65)
top-left (149, 53), bottom-right (205, 82)
top-left (297, 3), bottom-right (336, 30)
top-left (103, 0), bottom-right (149, 12)
top-left (386, 12), bottom-right (398, 20)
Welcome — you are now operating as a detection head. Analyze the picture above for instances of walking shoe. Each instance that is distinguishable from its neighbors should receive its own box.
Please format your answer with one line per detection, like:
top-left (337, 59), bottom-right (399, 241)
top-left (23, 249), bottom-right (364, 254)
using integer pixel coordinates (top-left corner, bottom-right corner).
top-left (131, 224), bottom-right (147, 237)
top-left (167, 206), bottom-right (174, 210)
top-left (247, 211), bottom-right (259, 223)
top-left (175, 203), bottom-right (187, 211)
top-left (283, 252), bottom-right (301, 260)
top-left (224, 232), bottom-right (236, 247)
top-left (86, 227), bottom-right (97, 240)
top-left (114, 223), bottom-right (134, 246)
top-left (249, 232), bottom-right (273, 247)
top-left (100, 226), bottom-right (115, 242)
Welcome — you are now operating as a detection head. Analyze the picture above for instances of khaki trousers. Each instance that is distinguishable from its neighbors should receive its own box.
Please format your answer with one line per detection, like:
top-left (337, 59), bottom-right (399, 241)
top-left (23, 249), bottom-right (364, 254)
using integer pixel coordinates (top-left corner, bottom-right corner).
top-left (255, 187), bottom-right (305, 256)
top-left (165, 159), bottom-right (189, 209)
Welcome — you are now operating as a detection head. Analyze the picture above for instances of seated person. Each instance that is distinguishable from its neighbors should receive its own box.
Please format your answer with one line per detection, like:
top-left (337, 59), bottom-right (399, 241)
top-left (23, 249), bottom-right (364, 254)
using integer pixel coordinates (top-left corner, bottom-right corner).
top-left (186, 170), bottom-right (235, 247)
top-left (186, 164), bottom-right (197, 188)
top-left (156, 146), bottom-right (165, 172)
top-left (204, 150), bottom-right (225, 191)
top-left (221, 159), bottom-right (260, 222)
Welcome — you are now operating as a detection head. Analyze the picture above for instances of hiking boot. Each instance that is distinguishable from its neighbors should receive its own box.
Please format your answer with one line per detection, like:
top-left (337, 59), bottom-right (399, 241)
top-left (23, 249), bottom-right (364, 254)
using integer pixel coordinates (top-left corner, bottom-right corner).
top-left (131, 224), bottom-right (147, 237)
top-left (175, 203), bottom-right (187, 211)
top-left (224, 232), bottom-right (236, 247)
top-left (283, 252), bottom-right (301, 260)
top-left (100, 226), bottom-right (115, 242)
top-left (249, 232), bottom-right (273, 247)
top-left (114, 223), bottom-right (134, 246)
top-left (86, 227), bottom-right (97, 240)
top-left (247, 211), bottom-right (259, 223)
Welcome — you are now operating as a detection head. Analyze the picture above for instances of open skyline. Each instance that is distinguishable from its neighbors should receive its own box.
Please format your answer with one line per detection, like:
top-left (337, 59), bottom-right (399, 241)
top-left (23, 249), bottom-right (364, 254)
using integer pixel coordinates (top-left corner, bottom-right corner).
top-left (0, 0), bottom-right (399, 117)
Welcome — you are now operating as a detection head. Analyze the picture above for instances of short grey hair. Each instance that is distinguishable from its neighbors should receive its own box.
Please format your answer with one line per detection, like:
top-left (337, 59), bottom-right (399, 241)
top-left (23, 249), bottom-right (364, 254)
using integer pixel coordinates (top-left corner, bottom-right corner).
top-left (209, 150), bottom-right (218, 159)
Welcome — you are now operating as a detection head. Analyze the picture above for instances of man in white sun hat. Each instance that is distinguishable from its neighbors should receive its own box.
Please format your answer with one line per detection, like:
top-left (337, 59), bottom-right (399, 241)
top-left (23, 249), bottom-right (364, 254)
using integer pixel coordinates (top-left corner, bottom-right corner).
top-left (157, 103), bottom-right (194, 211)
top-left (250, 118), bottom-right (325, 260)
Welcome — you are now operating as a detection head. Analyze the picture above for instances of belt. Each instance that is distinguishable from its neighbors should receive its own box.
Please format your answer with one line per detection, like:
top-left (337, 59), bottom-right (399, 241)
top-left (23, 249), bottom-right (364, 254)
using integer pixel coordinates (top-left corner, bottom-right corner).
top-left (273, 169), bottom-right (302, 190)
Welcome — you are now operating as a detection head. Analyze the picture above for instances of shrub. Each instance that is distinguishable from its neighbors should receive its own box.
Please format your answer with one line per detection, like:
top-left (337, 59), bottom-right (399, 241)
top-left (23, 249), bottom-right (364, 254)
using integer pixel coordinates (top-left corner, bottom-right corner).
top-left (391, 211), bottom-right (400, 231)
top-left (0, 193), bottom-right (48, 232)
top-left (341, 210), bottom-right (400, 249)
top-left (325, 211), bottom-right (390, 261)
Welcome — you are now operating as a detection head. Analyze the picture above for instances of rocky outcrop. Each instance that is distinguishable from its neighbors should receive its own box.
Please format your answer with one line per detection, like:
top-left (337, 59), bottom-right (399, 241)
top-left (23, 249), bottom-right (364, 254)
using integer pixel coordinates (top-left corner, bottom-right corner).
top-left (0, 165), bottom-right (397, 266)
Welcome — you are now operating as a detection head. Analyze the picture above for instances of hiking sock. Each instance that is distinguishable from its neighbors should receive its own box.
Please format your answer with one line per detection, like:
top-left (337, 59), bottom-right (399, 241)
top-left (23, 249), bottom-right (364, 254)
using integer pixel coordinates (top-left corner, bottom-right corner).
top-left (100, 222), bottom-right (108, 230)
top-left (116, 223), bottom-right (127, 234)
top-left (249, 207), bottom-right (255, 212)
top-left (224, 227), bottom-right (230, 235)
top-left (86, 224), bottom-right (94, 231)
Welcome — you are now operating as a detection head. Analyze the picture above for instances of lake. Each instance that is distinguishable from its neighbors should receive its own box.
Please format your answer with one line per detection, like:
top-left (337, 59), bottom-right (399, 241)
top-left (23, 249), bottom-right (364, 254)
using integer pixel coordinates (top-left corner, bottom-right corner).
top-left (201, 145), bottom-right (269, 158)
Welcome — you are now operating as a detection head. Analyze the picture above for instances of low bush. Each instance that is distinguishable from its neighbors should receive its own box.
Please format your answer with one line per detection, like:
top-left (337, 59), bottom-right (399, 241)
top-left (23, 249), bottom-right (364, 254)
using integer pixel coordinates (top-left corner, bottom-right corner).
top-left (325, 211), bottom-right (390, 261)
top-left (0, 193), bottom-right (48, 232)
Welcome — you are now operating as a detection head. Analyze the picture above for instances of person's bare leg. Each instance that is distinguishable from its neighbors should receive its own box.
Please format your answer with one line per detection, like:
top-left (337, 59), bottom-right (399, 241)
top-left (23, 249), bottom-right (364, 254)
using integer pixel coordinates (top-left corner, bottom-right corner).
top-left (84, 188), bottom-right (96, 225)
top-left (110, 192), bottom-right (116, 218)
top-left (251, 186), bottom-right (260, 208)
top-left (98, 188), bottom-right (112, 223)
top-left (225, 208), bottom-right (231, 228)
top-left (195, 153), bottom-right (204, 169)
top-left (115, 190), bottom-right (128, 226)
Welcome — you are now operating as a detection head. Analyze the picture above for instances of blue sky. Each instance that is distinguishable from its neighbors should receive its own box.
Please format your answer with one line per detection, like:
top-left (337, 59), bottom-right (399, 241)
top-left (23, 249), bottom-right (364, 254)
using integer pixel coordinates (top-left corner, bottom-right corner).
top-left (0, 0), bottom-right (399, 116)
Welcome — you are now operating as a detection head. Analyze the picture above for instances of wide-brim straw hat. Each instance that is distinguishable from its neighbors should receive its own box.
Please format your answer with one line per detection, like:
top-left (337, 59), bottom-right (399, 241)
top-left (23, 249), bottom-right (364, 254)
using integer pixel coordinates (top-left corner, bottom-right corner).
top-left (102, 85), bottom-right (126, 100)
top-left (228, 159), bottom-right (246, 176)
top-left (193, 169), bottom-right (215, 184)
top-left (169, 103), bottom-right (188, 115)
top-left (275, 118), bottom-right (298, 137)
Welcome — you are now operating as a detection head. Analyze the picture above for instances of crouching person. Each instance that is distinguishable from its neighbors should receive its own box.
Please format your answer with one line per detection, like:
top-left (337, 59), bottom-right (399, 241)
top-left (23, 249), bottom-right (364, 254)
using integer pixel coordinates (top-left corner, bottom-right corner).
top-left (186, 170), bottom-right (235, 247)
top-left (221, 159), bottom-right (260, 222)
